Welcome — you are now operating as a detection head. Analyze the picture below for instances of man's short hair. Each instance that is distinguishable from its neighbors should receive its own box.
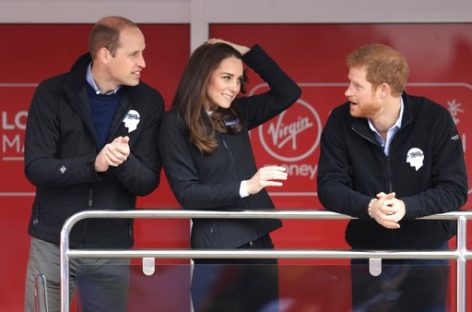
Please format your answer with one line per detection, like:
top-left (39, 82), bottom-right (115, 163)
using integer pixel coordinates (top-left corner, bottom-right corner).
top-left (88, 16), bottom-right (138, 58)
top-left (347, 43), bottom-right (409, 97)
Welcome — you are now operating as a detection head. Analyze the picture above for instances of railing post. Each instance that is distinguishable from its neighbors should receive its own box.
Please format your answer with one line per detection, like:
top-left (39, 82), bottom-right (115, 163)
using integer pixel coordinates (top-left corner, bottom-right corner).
top-left (457, 215), bottom-right (467, 312)
top-left (60, 217), bottom-right (74, 312)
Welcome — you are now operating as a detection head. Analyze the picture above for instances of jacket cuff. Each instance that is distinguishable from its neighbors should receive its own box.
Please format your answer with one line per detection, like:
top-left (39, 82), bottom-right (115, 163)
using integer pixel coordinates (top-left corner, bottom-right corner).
top-left (401, 196), bottom-right (419, 219)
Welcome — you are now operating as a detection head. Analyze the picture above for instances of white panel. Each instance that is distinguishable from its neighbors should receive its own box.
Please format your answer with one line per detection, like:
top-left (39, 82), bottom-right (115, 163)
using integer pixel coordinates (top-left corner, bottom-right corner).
top-left (1, 0), bottom-right (471, 23)
top-left (1, 0), bottom-right (470, 55)
top-left (200, 0), bottom-right (472, 23)
top-left (190, 0), bottom-right (208, 52)
top-left (0, 0), bottom-right (189, 23)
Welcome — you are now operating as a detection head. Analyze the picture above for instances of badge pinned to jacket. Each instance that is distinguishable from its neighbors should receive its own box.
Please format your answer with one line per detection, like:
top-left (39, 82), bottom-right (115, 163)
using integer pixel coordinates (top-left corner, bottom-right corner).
top-left (406, 147), bottom-right (424, 171)
top-left (123, 110), bottom-right (140, 133)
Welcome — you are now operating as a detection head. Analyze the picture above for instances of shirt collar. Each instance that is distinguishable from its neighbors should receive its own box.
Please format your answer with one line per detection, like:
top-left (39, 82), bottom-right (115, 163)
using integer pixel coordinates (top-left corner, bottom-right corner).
top-left (86, 63), bottom-right (121, 95)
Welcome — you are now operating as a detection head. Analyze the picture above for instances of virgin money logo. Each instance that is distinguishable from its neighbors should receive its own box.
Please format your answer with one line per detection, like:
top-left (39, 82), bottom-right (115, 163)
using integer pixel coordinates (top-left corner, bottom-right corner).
top-left (258, 99), bottom-right (321, 162)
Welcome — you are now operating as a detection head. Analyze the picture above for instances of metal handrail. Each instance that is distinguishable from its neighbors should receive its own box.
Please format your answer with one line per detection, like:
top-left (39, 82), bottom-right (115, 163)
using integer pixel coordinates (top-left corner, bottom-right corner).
top-left (60, 210), bottom-right (472, 312)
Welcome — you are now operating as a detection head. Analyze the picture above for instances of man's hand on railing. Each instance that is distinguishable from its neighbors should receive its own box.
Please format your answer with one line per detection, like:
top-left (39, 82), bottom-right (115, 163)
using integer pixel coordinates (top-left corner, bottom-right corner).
top-left (368, 192), bottom-right (406, 229)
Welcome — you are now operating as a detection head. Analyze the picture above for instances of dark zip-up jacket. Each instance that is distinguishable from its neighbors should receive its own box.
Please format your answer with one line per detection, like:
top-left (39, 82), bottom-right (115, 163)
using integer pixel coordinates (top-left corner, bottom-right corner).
top-left (318, 93), bottom-right (468, 250)
top-left (25, 53), bottom-right (164, 248)
top-left (158, 45), bottom-right (301, 249)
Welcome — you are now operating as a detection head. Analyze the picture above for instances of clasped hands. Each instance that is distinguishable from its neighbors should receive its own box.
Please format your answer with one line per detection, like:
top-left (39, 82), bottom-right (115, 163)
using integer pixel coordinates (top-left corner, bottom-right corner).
top-left (95, 136), bottom-right (130, 172)
top-left (368, 192), bottom-right (406, 229)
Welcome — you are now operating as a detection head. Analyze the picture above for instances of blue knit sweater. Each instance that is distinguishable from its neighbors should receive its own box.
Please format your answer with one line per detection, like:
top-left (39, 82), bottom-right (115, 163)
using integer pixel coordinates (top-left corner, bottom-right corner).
top-left (86, 84), bottom-right (123, 148)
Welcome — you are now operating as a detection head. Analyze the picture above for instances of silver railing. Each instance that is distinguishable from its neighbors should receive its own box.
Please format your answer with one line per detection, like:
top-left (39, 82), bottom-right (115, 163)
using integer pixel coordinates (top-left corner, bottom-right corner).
top-left (59, 210), bottom-right (472, 312)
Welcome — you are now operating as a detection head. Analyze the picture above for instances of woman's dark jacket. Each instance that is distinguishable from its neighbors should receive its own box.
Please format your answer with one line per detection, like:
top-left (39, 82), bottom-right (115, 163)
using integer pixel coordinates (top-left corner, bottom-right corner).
top-left (158, 45), bottom-right (301, 249)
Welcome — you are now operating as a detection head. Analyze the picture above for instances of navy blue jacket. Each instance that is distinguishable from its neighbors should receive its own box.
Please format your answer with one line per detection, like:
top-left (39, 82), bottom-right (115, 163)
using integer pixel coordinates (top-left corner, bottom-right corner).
top-left (25, 53), bottom-right (164, 248)
top-left (318, 93), bottom-right (468, 249)
top-left (158, 45), bottom-right (301, 249)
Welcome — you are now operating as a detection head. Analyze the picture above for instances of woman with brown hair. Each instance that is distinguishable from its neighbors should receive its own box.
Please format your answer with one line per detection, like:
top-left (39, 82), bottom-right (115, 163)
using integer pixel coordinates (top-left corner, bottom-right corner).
top-left (158, 39), bottom-right (301, 311)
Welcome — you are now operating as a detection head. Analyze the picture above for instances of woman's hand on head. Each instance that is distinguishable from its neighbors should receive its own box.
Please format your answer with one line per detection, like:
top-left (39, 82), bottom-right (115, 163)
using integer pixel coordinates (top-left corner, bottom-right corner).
top-left (206, 38), bottom-right (250, 55)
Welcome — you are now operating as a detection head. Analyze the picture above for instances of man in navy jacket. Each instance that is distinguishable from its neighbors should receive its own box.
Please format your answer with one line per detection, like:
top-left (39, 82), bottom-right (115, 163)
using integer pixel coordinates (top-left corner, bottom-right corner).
top-left (24, 16), bottom-right (164, 312)
top-left (318, 43), bottom-right (468, 311)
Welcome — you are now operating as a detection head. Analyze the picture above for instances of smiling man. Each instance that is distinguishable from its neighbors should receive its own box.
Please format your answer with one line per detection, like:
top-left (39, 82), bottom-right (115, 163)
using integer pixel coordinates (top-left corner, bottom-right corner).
top-left (24, 16), bottom-right (164, 312)
top-left (317, 43), bottom-right (468, 311)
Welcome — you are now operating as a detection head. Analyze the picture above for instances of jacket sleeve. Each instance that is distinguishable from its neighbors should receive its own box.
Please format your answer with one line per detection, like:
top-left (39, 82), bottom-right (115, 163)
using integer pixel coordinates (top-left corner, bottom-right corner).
top-left (317, 111), bottom-right (373, 219)
top-left (402, 109), bottom-right (468, 218)
top-left (112, 91), bottom-right (164, 196)
top-left (237, 45), bottom-right (301, 130)
top-left (24, 82), bottom-right (101, 187)
top-left (158, 113), bottom-right (241, 209)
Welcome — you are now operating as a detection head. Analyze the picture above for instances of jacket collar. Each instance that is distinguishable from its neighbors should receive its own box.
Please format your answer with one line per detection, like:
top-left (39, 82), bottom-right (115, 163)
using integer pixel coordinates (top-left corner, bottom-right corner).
top-left (400, 92), bottom-right (414, 127)
top-left (351, 92), bottom-right (414, 142)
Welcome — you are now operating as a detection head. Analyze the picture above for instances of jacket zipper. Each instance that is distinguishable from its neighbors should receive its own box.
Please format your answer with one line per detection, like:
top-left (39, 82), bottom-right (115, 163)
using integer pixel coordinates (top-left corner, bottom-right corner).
top-left (386, 156), bottom-right (393, 193)
top-left (353, 124), bottom-right (399, 244)
top-left (385, 147), bottom-right (397, 245)
top-left (352, 126), bottom-right (393, 192)
top-left (221, 136), bottom-right (249, 210)
top-left (221, 134), bottom-right (255, 239)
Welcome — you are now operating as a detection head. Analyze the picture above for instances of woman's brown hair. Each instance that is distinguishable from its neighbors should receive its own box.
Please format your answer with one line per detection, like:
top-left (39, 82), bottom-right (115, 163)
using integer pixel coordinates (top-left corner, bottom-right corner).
top-left (172, 42), bottom-right (248, 154)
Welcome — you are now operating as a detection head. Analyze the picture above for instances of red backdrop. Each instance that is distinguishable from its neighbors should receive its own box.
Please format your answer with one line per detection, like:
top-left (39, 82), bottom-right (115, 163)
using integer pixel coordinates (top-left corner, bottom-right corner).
top-left (0, 23), bottom-right (190, 312)
top-left (0, 23), bottom-right (470, 311)
top-left (210, 23), bottom-right (472, 311)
